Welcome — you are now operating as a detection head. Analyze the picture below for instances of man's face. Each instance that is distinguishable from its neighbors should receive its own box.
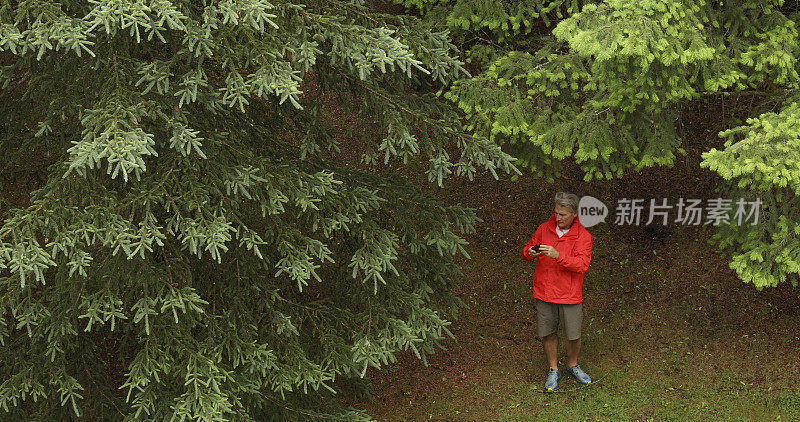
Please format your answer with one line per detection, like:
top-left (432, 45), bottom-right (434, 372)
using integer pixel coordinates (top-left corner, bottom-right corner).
top-left (554, 204), bottom-right (577, 230)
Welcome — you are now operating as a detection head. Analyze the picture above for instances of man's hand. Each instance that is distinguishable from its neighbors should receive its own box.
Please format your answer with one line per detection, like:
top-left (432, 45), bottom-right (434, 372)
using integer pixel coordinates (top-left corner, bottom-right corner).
top-left (538, 245), bottom-right (559, 259)
top-left (527, 246), bottom-right (543, 257)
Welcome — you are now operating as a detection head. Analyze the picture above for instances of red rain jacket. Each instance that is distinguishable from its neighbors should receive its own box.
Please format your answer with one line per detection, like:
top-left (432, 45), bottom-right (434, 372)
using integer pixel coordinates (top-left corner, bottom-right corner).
top-left (522, 212), bottom-right (593, 304)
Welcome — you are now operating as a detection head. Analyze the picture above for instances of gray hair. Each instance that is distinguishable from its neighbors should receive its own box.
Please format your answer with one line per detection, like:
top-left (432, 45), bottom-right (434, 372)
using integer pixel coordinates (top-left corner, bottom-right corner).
top-left (554, 192), bottom-right (579, 214)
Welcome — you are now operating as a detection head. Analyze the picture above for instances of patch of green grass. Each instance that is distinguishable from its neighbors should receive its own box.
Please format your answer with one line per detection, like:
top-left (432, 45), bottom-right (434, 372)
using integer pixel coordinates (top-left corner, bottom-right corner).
top-left (493, 359), bottom-right (797, 421)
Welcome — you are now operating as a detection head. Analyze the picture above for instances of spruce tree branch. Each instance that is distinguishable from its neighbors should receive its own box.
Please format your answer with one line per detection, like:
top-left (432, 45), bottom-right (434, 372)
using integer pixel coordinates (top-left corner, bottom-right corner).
top-left (294, 7), bottom-right (379, 44)
top-left (327, 0), bottom-right (468, 71)
top-left (330, 70), bottom-right (508, 165)
top-left (239, 114), bottom-right (448, 209)
top-left (1, 157), bottom-right (175, 243)
top-left (0, 202), bottom-right (44, 242)
top-left (335, 70), bottom-right (442, 130)
top-left (274, 293), bottom-right (329, 315)
top-left (71, 252), bottom-right (113, 315)
top-left (296, 2), bottom-right (468, 76)
top-left (465, 32), bottom-right (506, 53)
top-left (302, 0), bottom-right (468, 78)
top-left (0, 71), bottom-right (30, 101)
top-left (316, 0), bottom-right (382, 26)
top-left (119, 161), bottom-right (177, 210)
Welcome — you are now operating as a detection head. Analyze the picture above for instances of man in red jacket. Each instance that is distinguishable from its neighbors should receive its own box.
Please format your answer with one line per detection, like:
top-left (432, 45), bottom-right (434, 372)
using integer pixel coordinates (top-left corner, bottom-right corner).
top-left (522, 192), bottom-right (593, 391)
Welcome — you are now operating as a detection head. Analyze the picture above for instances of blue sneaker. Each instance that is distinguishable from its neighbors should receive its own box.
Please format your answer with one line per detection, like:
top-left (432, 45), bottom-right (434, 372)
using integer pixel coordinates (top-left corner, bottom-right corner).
top-left (544, 368), bottom-right (561, 391)
top-left (566, 364), bottom-right (592, 385)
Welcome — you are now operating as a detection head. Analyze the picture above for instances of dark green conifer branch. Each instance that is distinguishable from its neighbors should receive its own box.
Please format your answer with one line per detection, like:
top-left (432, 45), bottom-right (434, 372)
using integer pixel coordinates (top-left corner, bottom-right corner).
top-left (0, 0), bottom-right (516, 419)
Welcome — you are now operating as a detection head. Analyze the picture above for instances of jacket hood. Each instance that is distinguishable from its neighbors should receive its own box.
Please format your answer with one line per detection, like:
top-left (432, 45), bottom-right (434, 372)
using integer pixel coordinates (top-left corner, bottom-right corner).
top-left (547, 211), bottom-right (584, 237)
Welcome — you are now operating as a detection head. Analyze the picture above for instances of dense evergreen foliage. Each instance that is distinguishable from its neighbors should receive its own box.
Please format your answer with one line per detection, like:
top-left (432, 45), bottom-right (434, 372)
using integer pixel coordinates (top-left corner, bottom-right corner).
top-left (0, 0), bottom-right (518, 419)
top-left (397, 0), bottom-right (800, 289)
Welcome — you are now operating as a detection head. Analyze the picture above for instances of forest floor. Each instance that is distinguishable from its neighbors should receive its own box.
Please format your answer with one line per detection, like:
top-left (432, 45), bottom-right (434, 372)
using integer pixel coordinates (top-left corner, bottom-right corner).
top-left (345, 227), bottom-right (800, 420)
top-left (339, 107), bottom-right (800, 420)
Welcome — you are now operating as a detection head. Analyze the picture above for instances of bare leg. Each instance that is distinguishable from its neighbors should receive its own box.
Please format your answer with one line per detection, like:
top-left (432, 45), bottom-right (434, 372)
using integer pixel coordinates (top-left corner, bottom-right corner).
top-left (542, 333), bottom-right (559, 370)
top-left (566, 338), bottom-right (581, 368)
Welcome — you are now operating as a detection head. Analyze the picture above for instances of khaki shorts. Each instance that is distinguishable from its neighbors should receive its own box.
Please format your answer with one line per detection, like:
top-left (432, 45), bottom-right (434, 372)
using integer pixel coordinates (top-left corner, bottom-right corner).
top-left (535, 299), bottom-right (583, 340)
